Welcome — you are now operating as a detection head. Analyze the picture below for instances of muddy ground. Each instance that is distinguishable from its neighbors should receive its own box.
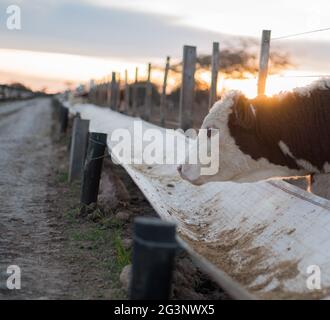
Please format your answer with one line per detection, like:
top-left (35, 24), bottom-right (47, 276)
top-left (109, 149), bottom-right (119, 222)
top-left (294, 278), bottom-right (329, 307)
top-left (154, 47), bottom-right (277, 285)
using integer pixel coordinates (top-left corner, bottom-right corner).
top-left (0, 97), bottom-right (227, 300)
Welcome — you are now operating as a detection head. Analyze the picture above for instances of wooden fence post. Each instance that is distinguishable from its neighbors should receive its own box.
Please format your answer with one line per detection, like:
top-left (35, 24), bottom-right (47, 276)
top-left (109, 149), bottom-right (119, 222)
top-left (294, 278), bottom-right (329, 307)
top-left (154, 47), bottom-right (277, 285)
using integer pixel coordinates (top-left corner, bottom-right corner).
top-left (110, 72), bottom-right (117, 110)
top-left (160, 56), bottom-right (170, 127)
top-left (179, 45), bottom-right (196, 130)
top-left (99, 80), bottom-right (102, 105)
top-left (89, 79), bottom-right (95, 103)
top-left (95, 83), bottom-right (99, 104)
top-left (209, 42), bottom-right (220, 109)
top-left (106, 76), bottom-right (111, 107)
top-left (132, 67), bottom-right (139, 116)
top-left (99, 80), bottom-right (103, 105)
top-left (68, 115), bottom-right (90, 182)
top-left (93, 83), bottom-right (96, 104)
top-left (124, 70), bottom-right (130, 113)
top-left (257, 30), bottom-right (271, 96)
top-left (98, 82), bottom-right (102, 104)
top-left (93, 85), bottom-right (97, 103)
top-left (96, 83), bottom-right (99, 104)
top-left (100, 79), bottom-right (104, 105)
top-left (130, 217), bottom-right (178, 300)
top-left (116, 72), bottom-right (121, 111)
top-left (144, 63), bottom-right (152, 121)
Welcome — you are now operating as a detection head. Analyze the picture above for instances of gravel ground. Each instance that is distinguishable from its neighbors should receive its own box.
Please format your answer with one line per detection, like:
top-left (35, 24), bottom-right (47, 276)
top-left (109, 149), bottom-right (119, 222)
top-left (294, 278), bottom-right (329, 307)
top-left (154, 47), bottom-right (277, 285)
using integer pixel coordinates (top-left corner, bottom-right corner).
top-left (0, 98), bottom-right (74, 299)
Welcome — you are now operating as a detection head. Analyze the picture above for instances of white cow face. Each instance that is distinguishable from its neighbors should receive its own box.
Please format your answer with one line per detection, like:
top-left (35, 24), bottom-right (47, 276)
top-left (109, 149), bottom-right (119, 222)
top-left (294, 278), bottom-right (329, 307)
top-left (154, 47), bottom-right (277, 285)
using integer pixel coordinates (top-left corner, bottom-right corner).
top-left (178, 91), bottom-right (300, 185)
top-left (179, 91), bottom-right (245, 185)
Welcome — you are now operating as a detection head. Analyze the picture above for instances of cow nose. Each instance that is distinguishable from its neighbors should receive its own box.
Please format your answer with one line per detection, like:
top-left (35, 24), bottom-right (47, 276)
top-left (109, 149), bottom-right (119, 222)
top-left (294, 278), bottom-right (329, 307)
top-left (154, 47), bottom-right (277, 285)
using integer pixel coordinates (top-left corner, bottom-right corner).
top-left (177, 165), bottom-right (182, 174)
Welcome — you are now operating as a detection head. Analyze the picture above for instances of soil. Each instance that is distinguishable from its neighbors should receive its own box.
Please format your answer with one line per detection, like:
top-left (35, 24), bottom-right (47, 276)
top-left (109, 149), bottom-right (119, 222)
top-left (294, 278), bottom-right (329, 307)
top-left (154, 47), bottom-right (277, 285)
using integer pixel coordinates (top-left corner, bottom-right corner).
top-left (0, 97), bottom-right (227, 300)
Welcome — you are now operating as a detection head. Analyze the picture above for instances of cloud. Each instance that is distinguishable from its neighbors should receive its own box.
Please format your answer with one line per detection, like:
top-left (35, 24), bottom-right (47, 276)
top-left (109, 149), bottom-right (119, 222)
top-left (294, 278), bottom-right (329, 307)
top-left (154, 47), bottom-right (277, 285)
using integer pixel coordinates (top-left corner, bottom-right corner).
top-left (0, 0), bottom-right (329, 92)
top-left (0, 0), bottom-right (235, 61)
top-left (274, 39), bottom-right (330, 73)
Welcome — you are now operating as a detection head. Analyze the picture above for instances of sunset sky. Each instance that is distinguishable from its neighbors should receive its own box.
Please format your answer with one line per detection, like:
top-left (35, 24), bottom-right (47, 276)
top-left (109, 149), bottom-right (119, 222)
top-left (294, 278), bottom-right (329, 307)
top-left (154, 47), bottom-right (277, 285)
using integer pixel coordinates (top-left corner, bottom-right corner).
top-left (1, 0), bottom-right (330, 94)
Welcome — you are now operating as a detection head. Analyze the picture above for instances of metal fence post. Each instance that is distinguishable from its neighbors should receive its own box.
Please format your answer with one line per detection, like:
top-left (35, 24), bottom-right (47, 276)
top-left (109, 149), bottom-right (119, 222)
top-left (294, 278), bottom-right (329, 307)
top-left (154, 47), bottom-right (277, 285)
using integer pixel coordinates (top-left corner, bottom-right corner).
top-left (179, 45), bottom-right (196, 130)
top-left (209, 42), bottom-right (220, 109)
top-left (80, 132), bottom-right (107, 208)
top-left (160, 56), bottom-right (170, 127)
top-left (130, 217), bottom-right (178, 300)
top-left (257, 30), bottom-right (271, 96)
top-left (68, 115), bottom-right (90, 182)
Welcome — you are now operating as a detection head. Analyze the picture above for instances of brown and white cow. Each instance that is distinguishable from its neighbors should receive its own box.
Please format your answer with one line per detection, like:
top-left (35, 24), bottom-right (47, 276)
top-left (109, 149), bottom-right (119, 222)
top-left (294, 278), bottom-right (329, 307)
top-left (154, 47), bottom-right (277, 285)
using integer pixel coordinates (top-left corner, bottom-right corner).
top-left (179, 79), bottom-right (330, 185)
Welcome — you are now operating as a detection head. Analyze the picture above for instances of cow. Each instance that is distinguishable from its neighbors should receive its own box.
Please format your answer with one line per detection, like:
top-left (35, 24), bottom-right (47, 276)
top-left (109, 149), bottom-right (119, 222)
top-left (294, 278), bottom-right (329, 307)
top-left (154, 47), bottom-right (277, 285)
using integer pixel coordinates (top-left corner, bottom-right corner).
top-left (178, 79), bottom-right (330, 188)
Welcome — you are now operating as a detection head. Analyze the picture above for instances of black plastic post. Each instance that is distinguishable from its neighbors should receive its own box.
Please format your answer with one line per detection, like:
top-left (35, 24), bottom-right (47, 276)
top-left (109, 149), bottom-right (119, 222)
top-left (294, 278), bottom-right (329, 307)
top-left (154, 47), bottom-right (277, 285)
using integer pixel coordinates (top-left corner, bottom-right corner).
top-left (60, 105), bottom-right (69, 134)
top-left (130, 217), bottom-right (178, 300)
top-left (51, 98), bottom-right (60, 121)
top-left (80, 132), bottom-right (107, 207)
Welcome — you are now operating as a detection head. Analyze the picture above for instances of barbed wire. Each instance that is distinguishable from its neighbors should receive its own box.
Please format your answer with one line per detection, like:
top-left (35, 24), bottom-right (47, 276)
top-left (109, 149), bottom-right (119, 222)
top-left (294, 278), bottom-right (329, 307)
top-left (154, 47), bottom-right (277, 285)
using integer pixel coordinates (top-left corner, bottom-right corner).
top-left (272, 27), bottom-right (330, 41)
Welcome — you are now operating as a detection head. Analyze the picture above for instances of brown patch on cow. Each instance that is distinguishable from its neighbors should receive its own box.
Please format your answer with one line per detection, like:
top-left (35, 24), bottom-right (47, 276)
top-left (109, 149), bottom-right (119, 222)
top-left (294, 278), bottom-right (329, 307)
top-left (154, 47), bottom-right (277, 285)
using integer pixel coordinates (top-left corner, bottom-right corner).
top-left (232, 94), bottom-right (256, 130)
top-left (228, 88), bottom-right (330, 172)
top-left (229, 94), bottom-right (299, 170)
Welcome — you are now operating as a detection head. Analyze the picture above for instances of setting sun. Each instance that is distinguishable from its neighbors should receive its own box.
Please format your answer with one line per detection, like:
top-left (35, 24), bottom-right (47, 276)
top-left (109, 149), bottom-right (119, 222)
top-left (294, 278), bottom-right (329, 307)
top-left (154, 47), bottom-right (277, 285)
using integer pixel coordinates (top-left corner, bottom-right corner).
top-left (217, 71), bottom-right (324, 98)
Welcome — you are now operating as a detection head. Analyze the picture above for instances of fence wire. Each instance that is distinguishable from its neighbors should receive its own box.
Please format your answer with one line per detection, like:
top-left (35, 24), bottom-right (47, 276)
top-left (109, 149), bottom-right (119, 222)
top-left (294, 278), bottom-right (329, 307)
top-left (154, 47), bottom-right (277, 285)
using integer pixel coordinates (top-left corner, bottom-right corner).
top-left (277, 75), bottom-right (330, 78)
top-left (272, 27), bottom-right (330, 41)
top-left (269, 27), bottom-right (330, 80)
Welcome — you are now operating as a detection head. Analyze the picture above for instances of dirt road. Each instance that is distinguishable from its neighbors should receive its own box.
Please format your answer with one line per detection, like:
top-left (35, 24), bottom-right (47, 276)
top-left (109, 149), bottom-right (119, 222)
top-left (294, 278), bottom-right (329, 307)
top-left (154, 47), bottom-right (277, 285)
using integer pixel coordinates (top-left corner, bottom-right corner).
top-left (0, 98), bottom-right (73, 299)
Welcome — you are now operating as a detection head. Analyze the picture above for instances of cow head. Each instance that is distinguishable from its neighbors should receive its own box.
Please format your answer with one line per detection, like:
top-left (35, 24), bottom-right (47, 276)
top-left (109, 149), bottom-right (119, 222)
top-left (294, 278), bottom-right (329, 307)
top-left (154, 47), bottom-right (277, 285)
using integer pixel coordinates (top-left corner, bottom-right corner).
top-left (179, 90), bottom-right (302, 185)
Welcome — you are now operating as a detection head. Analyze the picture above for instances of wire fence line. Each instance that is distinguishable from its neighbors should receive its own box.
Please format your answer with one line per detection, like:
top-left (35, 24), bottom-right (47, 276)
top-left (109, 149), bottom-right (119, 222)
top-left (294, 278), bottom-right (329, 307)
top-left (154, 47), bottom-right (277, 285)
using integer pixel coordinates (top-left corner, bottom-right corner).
top-left (277, 74), bottom-right (330, 78)
top-left (271, 26), bottom-right (330, 41)
top-left (265, 27), bottom-right (330, 83)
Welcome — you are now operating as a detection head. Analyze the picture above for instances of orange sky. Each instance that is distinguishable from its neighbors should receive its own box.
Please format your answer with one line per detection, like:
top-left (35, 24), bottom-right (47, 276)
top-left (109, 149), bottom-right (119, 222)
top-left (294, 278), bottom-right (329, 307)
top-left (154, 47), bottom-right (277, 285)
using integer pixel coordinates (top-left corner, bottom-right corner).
top-left (0, 47), bottom-right (326, 97)
top-left (0, 48), bottom-right (150, 93)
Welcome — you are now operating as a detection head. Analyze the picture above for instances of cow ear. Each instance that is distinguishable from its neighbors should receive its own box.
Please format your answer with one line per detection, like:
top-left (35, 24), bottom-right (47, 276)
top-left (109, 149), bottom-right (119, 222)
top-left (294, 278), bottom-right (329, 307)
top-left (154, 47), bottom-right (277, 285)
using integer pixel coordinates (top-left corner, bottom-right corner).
top-left (232, 94), bottom-right (256, 129)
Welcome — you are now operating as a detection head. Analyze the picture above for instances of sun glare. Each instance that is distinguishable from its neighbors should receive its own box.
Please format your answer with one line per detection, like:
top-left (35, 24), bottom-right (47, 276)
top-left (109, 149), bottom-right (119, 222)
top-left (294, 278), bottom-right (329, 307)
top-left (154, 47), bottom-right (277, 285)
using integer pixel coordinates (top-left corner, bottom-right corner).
top-left (218, 71), bottom-right (321, 99)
